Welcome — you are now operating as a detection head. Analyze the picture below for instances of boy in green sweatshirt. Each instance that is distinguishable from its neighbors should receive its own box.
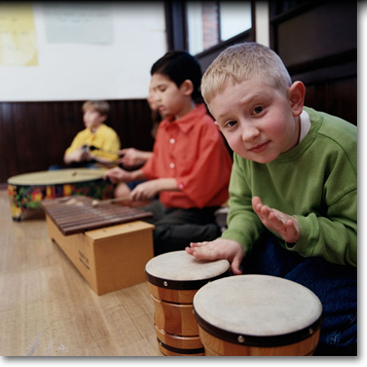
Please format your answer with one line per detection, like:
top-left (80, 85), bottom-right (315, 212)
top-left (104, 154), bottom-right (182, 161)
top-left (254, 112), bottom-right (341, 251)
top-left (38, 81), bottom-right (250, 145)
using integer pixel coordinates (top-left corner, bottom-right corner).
top-left (186, 42), bottom-right (357, 356)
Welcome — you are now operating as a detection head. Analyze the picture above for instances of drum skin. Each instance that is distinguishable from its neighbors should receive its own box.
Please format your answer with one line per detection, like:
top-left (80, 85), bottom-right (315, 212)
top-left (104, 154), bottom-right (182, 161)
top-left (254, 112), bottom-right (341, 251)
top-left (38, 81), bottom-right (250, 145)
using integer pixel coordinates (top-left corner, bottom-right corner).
top-left (193, 275), bottom-right (323, 356)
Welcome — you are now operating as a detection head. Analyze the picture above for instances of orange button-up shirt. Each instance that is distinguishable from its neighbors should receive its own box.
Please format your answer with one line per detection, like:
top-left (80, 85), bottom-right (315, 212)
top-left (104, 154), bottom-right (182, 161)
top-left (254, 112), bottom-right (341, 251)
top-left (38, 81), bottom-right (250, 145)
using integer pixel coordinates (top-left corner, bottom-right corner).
top-left (142, 104), bottom-right (232, 209)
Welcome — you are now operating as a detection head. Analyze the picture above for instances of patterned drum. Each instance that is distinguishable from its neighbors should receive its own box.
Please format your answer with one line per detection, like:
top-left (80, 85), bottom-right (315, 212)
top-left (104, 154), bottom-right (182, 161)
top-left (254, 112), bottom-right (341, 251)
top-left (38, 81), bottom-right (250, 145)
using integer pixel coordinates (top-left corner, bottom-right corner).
top-left (7, 168), bottom-right (114, 220)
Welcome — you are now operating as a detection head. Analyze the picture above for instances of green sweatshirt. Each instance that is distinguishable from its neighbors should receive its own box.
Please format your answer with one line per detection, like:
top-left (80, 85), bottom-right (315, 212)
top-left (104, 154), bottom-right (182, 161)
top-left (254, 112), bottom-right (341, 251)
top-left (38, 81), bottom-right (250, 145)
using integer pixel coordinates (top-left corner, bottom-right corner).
top-left (221, 107), bottom-right (357, 267)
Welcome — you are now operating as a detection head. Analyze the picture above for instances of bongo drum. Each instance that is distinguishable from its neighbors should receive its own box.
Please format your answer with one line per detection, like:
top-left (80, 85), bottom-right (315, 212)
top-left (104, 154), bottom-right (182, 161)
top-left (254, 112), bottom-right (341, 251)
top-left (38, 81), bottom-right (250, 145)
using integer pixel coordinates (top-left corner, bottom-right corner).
top-left (7, 168), bottom-right (113, 220)
top-left (145, 251), bottom-right (230, 356)
top-left (193, 275), bottom-right (323, 356)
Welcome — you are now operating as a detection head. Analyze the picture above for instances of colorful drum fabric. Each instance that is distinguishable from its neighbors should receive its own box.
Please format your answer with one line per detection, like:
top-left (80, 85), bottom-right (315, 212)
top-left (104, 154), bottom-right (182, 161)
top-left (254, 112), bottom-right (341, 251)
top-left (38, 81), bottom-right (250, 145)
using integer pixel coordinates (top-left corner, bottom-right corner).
top-left (7, 169), bottom-right (114, 220)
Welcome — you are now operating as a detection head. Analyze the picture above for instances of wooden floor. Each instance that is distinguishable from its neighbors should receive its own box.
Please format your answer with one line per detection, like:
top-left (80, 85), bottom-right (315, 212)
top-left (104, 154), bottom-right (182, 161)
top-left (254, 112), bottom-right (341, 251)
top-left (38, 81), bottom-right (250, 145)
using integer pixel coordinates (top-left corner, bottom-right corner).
top-left (0, 189), bottom-right (162, 356)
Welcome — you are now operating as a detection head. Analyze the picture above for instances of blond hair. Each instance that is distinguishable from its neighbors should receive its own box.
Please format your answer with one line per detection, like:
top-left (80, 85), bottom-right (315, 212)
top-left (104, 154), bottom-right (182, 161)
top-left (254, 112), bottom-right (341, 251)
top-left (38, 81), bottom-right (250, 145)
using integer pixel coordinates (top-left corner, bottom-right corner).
top-left (82, 100), bottom-right (110, 116)
top-left (201, 42), bottom-right (292, 104)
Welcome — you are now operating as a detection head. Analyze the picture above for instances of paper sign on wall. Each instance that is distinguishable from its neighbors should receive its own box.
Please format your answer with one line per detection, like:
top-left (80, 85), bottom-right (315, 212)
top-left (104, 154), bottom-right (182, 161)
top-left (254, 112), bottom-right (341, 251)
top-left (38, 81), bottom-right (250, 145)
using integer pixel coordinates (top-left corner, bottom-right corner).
top-left (0, 3), bottom-right (38, 66)
top-left (42, 3), bottom-right (113, 44)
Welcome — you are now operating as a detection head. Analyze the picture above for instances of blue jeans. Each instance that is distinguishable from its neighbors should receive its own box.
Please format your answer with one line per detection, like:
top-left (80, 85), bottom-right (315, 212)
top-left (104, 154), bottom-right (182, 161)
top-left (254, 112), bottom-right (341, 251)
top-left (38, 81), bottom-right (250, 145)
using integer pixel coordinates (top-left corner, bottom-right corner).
top-left (241, 234), bottom-right (357, 356)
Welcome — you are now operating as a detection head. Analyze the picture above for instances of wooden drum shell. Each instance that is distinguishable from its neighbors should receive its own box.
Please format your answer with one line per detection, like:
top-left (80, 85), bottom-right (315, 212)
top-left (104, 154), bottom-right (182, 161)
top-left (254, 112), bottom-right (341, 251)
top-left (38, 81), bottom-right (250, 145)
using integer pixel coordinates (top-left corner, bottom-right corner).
top-left (150, 290), bottom-right (198, 336)
top-left (145, 251), bottom-right (230, 356)
top-left (155, 325), bottom-right (203, 356)
top-left (149, 285), bottom-right (204, 356)
top-left (198, 327), bottom-right (321, 356)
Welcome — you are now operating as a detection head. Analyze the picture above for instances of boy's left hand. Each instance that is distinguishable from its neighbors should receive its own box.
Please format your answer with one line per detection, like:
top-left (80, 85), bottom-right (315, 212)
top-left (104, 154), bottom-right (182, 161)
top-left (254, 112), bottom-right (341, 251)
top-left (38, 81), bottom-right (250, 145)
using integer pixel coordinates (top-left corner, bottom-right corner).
top-left (252, 196), bottom-right (301, 244)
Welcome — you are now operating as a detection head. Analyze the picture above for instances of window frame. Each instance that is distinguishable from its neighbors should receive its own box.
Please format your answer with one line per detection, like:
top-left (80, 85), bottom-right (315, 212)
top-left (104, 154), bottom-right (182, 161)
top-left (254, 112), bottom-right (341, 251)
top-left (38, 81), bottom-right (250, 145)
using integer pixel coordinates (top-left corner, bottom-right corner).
top-left (164, 1), bottom-right (256, 70)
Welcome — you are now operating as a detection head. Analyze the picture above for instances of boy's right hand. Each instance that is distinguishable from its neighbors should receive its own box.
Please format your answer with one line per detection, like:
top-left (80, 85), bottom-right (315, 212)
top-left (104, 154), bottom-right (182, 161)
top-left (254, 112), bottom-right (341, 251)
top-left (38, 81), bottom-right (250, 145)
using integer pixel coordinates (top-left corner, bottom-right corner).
top-left (185, 238), bottom-right (244, 275)
top-left (103, 167), bottom-right (130, 184)
top-left (118, 148), bottom-right (146, 168)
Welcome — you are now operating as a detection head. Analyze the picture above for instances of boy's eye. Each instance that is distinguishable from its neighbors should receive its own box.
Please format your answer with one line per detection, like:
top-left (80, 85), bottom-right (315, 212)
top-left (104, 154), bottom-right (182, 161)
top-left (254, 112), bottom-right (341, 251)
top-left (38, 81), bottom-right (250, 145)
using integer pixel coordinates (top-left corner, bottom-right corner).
top-left (226, 120), bottom-right (237, 128)
top-left (253, 106), bottom-right (263, 114)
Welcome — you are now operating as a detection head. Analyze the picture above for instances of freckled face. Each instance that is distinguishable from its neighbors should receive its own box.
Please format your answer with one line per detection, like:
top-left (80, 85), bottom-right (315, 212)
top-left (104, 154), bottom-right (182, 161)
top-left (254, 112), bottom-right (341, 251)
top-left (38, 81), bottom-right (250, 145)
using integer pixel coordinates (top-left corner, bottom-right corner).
top-left (209, 79), bottom-right (300, 164)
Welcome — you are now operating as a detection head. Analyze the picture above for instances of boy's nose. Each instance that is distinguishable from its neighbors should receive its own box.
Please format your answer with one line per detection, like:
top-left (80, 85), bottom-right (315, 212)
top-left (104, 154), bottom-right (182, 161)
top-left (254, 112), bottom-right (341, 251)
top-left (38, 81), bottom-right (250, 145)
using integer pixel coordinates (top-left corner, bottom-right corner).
top-left (241, 124), bottom-right (260, 142)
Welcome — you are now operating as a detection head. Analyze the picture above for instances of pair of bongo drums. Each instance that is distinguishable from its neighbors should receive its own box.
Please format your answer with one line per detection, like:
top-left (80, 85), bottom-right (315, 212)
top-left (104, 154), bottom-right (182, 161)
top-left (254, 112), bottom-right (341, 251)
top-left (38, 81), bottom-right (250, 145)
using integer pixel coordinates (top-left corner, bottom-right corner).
top-left (145, 251), bottom-right (323, 356)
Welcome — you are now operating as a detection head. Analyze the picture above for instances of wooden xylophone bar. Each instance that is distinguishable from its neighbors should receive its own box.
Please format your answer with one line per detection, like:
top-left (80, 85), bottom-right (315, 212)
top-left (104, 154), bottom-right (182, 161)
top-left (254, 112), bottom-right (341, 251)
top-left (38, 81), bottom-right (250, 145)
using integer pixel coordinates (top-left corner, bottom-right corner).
top-left (41, 196), bottom-right (153, 236)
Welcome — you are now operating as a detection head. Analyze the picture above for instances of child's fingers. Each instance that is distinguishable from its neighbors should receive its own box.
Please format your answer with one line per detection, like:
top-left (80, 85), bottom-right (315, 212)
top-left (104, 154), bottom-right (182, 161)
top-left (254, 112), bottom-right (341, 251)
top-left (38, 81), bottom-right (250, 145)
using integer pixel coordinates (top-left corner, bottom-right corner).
top-left (252, 196), bottom-right (262, 206)
top-left (260, 205), bottom-right (271, 218)
top-left (285, 219), bottom-right (296, 234)
top-left (189, 241), bottom-right (208, 248)
top-left (187, 247), bottom-right (215, 260)
top-left (130, 187), bottom-right (143, 201)
top-left (285, 219), bottom-right (300, 243)
top-left (185, 246), bottom-right (194, 255)
top-left (230, 256), bottom-right (243, 275)
top-left (251, 196), bottom-right (262, 214)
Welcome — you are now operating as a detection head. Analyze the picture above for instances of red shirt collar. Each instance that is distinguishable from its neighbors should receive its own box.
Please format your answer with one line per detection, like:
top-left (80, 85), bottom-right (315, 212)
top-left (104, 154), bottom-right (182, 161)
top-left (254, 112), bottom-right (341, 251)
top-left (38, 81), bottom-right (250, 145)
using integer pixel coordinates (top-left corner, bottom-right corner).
top-left (160, 104), bottom-right (207, 133)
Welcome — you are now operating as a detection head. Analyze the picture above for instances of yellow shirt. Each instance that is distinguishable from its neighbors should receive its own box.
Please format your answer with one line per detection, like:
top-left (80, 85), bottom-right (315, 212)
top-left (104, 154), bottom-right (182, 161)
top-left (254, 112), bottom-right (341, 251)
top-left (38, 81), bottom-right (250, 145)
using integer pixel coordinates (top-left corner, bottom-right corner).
top-left (65, 124), bottom-right (121, 162)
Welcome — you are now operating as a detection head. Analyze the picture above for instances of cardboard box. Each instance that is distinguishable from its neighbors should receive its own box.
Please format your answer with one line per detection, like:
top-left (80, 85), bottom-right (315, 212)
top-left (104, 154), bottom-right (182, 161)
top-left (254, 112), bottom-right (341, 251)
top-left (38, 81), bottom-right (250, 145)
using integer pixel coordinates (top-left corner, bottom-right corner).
top-left (45, 214), bottom-right (154, 295)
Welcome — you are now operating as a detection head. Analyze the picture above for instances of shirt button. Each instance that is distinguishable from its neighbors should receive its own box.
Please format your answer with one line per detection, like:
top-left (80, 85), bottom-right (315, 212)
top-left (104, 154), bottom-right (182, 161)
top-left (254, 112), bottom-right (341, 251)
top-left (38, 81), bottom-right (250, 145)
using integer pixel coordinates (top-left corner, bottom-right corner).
top-left (170, 162), bottom-right (175, 168)
top-left (170, 138), bottom-right (175, 144)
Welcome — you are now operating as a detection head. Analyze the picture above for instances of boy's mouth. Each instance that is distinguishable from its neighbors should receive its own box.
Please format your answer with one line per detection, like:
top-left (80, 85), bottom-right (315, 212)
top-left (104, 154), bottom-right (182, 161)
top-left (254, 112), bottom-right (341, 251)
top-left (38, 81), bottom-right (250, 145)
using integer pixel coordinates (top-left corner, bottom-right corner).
top-left (249, 141), bottom-right (270, 153)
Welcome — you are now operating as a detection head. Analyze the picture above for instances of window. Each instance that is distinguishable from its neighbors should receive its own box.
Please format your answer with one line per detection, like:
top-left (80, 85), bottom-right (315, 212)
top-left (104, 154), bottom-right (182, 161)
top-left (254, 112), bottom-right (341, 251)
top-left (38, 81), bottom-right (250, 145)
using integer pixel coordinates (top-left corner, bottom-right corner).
top-left (187, 1), bottom-right (252, 55)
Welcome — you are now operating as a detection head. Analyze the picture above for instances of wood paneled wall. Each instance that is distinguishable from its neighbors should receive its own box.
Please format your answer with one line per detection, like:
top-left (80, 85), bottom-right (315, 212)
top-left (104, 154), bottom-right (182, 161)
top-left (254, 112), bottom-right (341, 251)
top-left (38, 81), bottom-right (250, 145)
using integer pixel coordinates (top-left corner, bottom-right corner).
top-left (1, 2), bottom-right (357, 185)
top-left (269, 1), bottom-right (357, 125)
top-left (0, 100), bottom-right (154, 184)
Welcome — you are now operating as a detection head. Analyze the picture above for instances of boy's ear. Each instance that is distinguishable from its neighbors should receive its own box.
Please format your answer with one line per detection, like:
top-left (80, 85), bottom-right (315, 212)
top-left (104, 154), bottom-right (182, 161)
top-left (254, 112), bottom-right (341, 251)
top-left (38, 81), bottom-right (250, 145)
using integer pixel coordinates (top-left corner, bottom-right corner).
top-left (214, 121), bottom-right (221, 130)
top-left (180, 79), bottom-right (194, 96)
top-left (288, 81), bottom-right (306, 117)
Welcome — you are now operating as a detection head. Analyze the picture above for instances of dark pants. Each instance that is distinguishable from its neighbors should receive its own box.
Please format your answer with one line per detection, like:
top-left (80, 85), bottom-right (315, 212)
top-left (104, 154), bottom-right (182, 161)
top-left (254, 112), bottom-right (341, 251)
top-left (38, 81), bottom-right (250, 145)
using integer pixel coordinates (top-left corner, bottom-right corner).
top-left (241, 234), bottom-right (357, 356)
top-left (139, 201), bottom-right (220, 256)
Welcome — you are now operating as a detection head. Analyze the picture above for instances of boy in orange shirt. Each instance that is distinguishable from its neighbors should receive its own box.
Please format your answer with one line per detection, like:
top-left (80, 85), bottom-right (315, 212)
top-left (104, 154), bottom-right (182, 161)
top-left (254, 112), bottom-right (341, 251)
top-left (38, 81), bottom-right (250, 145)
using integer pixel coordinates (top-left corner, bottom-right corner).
top-left (104, 51), bottom-right (232, 255)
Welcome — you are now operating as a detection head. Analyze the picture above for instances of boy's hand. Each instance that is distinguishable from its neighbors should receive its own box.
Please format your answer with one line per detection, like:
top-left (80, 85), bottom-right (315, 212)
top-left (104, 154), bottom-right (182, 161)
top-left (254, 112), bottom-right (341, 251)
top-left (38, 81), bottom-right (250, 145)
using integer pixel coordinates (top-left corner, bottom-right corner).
top-left (118, 148), bottom-right (145, 168)
top-left (186, 238), bottom-right (244, 275)
top-left (130, 180), bottom-right (159, 201)
top-left (130, 178), bottom-right (177, 201)
top-left (252, 196), bottom-right (301, 244)
top-left (103, 167), bottom-right (130, 184)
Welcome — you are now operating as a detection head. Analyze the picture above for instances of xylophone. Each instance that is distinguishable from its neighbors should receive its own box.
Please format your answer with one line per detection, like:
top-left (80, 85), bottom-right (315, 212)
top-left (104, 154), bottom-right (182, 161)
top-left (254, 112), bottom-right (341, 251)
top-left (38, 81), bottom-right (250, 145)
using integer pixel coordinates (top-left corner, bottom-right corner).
top-left (41, 196), bottom-right (155, 295)
top-left (41, 195), bottom-right (152, 236)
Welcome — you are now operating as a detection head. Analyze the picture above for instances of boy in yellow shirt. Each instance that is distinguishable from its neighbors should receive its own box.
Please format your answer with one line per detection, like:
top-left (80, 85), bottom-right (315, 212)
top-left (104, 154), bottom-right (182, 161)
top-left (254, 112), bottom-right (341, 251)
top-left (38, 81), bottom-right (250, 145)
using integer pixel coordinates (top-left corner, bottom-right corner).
top-left (64, 100), bottom-right (120, 168)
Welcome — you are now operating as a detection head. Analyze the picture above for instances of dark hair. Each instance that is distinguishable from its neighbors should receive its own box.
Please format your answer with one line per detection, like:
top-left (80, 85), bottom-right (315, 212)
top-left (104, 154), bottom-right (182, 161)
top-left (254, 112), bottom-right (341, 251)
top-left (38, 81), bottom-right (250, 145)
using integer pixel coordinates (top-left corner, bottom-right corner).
top-left (151, 50), bottom-right (203, 101)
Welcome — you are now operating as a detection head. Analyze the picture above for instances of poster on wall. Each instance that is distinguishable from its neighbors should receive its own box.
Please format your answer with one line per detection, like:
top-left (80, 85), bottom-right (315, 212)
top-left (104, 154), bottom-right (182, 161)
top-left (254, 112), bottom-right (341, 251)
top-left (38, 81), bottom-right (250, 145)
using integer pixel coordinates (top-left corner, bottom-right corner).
top-left (41, 3), bottom-right (113, 44)
top-left (0, 3), bottom-right (38, 66)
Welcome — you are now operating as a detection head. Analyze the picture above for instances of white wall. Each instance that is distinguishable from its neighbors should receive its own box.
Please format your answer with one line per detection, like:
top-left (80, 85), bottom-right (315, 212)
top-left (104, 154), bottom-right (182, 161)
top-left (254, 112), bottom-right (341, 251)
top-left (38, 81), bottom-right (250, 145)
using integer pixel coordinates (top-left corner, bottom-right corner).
top-left (255, 1), bottom-right (270, 47)
top-left (0, 2), bottom-right (167, 102)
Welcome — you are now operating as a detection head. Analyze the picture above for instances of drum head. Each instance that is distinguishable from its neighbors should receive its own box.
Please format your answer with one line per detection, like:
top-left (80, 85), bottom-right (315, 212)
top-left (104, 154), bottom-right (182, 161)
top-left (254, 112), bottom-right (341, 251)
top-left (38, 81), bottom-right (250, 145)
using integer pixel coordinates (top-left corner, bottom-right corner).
top-left (7, 168), bottom-right (105, 185)
top-left (145, 251), bottom-right (230, 290)
top-left (193, 275), bottom-right (323, 346)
